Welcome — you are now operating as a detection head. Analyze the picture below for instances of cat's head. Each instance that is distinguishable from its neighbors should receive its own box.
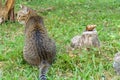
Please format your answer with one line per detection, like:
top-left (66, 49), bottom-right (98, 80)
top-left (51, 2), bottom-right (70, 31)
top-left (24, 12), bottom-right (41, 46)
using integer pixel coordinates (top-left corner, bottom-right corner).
top-left (17, 5), bottom-right (36, 25)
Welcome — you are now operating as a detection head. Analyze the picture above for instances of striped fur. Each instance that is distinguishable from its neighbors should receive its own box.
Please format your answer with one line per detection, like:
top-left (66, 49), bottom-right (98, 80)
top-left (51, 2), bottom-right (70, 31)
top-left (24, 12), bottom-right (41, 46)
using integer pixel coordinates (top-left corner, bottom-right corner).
top-left (17, 5), bottom-right (56, 80)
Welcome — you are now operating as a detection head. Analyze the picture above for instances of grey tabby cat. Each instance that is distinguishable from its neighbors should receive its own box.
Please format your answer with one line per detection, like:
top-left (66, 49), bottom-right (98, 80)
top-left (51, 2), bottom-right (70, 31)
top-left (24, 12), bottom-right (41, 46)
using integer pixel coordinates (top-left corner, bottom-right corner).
top-left (71, 25), bottom-right (100, 50)
top-left (17, 5), bottom-right (56, 80)
top-left (113, 52), bottom-right (120, 75)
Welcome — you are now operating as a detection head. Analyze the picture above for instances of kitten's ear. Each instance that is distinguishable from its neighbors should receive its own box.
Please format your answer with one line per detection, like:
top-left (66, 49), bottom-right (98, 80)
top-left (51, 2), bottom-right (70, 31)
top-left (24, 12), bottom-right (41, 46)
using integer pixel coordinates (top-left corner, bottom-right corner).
top-left (20, 4), bottom-right (29, 14)
top-left (24, 6), bottom-right (29, 14)
top-left (20, 4), bottom-right (24, 9)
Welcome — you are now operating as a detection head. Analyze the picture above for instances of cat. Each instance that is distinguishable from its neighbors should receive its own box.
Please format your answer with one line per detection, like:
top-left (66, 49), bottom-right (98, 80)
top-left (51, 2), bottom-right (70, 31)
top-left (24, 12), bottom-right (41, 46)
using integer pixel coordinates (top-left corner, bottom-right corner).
top-left (113, 52), bottom-right (120, 75)
top-left (0, 0), bottom-right (15, 24)
top-left (17, 5), bottom-right (56, 80)
top-left (71, 25), bottom-right (100, 50)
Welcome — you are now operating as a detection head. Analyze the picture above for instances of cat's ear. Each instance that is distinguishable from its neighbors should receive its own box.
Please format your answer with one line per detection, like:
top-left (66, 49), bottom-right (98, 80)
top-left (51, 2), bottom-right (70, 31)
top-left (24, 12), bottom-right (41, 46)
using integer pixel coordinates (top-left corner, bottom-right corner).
top-left (20, 4), bottom-right (29, 14)
top-left (20, 4), bottom-right (24, 9)
top-left (23, 6), bottom-right (29, 14)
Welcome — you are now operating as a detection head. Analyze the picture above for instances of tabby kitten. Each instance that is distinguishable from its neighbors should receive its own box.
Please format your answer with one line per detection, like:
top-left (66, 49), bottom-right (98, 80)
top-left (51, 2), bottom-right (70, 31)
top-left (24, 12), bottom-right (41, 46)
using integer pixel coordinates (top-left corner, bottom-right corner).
top-left (71, 25), bottom-right (100, 50)
top-left (17, 5), bottom-right (56, 80)
top-left (113, 52), bottom-right (120, 75)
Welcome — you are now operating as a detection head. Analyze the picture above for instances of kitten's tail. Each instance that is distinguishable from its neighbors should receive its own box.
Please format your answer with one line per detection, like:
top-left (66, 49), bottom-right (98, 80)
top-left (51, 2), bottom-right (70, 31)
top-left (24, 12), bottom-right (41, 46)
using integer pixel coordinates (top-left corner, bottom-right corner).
top-left (39, 74), bottom-right (46, 80)
top-left (39, 61), bottom-right (50, 80)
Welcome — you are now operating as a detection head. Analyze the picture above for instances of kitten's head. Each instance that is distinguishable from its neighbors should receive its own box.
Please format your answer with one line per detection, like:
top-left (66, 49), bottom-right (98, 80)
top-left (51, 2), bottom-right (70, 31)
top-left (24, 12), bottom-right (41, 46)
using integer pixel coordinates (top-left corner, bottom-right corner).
top-left (17, 5), bottom-right (36, 25)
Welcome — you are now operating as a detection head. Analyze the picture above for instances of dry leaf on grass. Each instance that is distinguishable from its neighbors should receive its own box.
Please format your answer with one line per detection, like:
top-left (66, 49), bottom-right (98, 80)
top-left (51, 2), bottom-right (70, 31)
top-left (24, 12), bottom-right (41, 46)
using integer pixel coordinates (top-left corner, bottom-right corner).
top-left (86, 24), bottom-right (96, 31)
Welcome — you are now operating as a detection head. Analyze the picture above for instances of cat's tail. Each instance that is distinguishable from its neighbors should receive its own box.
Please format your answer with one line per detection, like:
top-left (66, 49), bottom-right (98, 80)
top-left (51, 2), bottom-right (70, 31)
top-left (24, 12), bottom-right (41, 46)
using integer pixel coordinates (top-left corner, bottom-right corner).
top-left (39, 61), bottom-right (50, 80)
top-left (39, 74), bottom-right (46, 80)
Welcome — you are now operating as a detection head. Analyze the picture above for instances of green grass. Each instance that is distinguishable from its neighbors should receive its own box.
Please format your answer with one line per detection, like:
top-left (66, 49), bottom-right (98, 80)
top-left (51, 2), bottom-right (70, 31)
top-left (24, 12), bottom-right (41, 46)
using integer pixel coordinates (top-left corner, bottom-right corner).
top-left (0, 0), bottom-right (120, 80)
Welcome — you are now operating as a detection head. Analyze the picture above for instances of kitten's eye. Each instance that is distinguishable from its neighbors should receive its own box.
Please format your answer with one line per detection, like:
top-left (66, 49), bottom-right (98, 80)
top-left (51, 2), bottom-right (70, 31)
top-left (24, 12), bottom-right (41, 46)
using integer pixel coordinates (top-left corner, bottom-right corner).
top-left (22, 15), bottom-right (26, 18)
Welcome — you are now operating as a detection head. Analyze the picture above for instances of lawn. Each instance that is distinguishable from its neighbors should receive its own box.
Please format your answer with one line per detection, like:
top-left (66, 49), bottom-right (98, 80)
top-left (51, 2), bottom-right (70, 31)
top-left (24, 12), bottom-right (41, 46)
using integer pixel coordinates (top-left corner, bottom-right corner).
top-left (0, 0), bottom-right (120, 80)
